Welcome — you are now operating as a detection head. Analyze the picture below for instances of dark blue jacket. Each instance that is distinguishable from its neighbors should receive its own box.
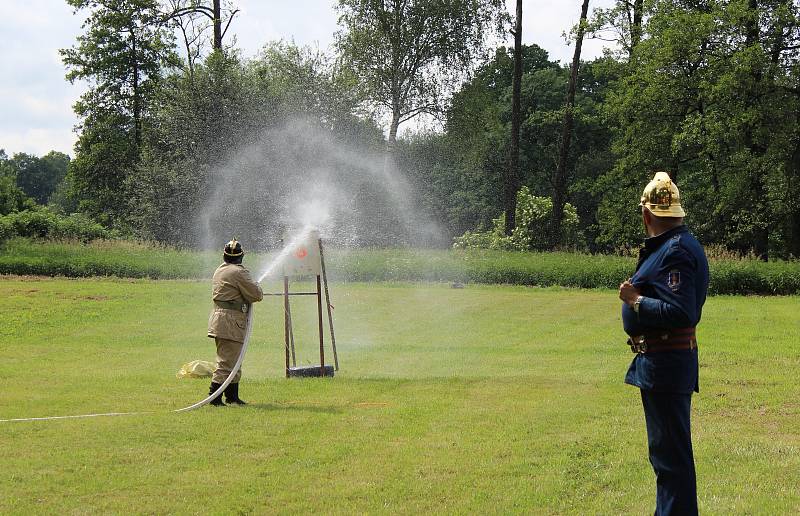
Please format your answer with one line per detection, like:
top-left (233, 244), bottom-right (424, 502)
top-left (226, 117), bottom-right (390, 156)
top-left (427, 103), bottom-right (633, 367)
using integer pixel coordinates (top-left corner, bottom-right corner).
top-left (623, 225), bottom-right (709, 393)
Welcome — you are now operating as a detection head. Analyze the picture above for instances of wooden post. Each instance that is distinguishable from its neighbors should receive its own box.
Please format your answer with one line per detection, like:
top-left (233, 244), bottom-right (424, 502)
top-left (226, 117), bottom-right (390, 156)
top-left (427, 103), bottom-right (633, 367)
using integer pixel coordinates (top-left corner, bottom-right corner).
top-left (287, 301), bottom-right (296, 366)
top-left (317, 274), bottom-right (326, 376)
top-left (283, 275), bottom-right (290, 378)
top-left (318, 238), bottom-right (339, 370)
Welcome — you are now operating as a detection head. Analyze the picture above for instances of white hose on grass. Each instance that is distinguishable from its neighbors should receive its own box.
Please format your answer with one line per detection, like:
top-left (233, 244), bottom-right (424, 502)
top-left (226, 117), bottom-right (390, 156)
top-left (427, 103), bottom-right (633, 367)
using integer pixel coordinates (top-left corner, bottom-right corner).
top-left (0, 310), bottom-right (255, 423)
top-left (174, 308), bottom-right (254, 412)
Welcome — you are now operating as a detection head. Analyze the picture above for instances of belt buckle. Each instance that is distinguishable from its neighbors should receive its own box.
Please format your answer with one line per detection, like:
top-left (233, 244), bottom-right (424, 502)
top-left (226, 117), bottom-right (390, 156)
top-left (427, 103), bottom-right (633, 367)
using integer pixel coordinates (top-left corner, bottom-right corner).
top-left (241, 304), bottom-right (248, 314)
top-left (628, 335), bottom-right (647, 354)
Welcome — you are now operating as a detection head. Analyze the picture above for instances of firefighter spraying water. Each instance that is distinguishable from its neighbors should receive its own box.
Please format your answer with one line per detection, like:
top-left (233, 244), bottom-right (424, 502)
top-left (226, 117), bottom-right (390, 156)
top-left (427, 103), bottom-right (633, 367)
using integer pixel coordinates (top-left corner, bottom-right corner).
top-left (201, 227), bottom-right (338, 408)
top-left (205, 238), bottom-right (264, 406)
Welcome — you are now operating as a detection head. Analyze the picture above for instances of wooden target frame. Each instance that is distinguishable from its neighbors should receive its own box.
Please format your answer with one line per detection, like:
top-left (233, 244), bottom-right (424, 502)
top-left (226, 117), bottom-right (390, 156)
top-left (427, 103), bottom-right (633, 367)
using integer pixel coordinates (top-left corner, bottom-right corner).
top-left (266, 237), bottom-right (338, 377)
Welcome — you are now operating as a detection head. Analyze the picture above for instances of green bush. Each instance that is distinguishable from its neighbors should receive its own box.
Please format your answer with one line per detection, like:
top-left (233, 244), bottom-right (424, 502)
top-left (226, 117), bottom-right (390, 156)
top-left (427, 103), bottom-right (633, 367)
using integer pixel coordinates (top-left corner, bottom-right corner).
top-left (707, 259), bottom-right (800, 295)
top-left (0, 209), bottom-right (111, 242)
top-left (0, 217), bottom-right (12, 241)
top-left (0, 175), bottom-right (36, 215)
top-left (453, 187), bottom-right (582, 251)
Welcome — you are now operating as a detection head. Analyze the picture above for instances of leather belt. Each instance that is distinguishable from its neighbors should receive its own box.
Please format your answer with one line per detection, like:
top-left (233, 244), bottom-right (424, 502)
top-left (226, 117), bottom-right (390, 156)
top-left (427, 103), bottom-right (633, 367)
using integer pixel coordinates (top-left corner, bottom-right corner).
top-left (628, 327), bottom-right (697, 354)
top-left (214, 300), bottom-right (249, 313)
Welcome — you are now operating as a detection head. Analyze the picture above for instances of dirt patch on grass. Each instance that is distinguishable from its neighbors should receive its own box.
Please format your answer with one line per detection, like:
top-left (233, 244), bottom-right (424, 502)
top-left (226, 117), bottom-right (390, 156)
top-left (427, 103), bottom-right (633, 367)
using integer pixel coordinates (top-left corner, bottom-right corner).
top-left (354, 402), bottom-right (391, 408)
top-left (53, 294), bottom-right (111, 301)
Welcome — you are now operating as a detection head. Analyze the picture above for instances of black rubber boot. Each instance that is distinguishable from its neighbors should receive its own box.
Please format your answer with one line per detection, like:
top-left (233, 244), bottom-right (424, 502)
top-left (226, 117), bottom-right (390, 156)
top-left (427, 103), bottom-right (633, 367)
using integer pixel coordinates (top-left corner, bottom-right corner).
top-left (224, 383), bottom-right (246, 405)
top-left (208, 382), bottom-right (225, 406)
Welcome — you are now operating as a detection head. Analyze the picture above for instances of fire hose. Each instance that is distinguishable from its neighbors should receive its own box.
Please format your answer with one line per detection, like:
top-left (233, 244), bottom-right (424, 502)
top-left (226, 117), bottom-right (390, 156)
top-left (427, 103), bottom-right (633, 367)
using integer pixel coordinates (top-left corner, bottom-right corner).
top-left (174, 308), bottom-right (254, 412)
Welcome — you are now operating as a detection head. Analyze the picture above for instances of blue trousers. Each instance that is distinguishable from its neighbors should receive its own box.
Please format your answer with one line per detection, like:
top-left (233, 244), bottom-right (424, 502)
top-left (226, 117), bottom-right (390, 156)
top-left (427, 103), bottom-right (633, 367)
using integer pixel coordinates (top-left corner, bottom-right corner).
top-left (640, 390), bottom-right (698, 516)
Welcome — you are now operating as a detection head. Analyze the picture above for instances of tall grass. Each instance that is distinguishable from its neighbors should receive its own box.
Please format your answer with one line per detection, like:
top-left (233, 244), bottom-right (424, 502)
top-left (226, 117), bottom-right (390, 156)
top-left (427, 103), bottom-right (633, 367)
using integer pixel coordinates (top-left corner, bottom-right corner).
top-left (1, 238), bottom-right (798, 294)
top-left (0, 238), bottom-right (215, 279)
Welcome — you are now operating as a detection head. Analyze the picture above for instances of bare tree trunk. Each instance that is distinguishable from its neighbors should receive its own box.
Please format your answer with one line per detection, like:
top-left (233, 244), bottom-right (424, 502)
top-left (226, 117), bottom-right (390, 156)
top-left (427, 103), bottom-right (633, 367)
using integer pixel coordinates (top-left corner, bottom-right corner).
top-left (505, 0), bottom-right (523, 236)
top-left (551, 0), bottom-right (590, 248)
top-left (130, 29), bottom-right (141, 151)
top-left (388, 107), bottom-right (401, 150)
top-left (163, 0), bottom-right (237, 53)
top-left (386, 73), bottom-right (403, 158)
top-left (382, 101), bottom-right (401, 176)
top-left (744, 0), bottom-right (769, 260)
top-left (788, 108), bottom-right (800, 258)
top-left (631, 0), bottom-right (644, 53)
top-left (213, 0), bottom-right (222, 50)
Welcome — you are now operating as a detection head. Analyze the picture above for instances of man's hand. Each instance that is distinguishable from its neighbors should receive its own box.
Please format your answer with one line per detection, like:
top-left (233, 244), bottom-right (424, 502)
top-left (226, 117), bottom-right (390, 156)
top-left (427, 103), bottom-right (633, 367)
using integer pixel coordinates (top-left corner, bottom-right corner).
top-left (619, 280), bottom-right (641, 306)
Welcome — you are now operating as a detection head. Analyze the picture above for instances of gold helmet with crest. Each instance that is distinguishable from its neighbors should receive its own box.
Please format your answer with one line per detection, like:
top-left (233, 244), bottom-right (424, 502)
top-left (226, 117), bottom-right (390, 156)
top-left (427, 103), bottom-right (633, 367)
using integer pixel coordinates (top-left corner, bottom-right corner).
top-left (639, 172), bottom-right (686, 217)
top-left (223, 238), bottom-right (244, 257)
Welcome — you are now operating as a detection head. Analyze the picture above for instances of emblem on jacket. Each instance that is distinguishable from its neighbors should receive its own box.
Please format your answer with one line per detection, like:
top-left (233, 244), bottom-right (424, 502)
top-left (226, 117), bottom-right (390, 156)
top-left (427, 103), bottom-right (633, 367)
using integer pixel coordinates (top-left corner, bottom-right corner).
top-left (668, 269), bottom-right (681, 291)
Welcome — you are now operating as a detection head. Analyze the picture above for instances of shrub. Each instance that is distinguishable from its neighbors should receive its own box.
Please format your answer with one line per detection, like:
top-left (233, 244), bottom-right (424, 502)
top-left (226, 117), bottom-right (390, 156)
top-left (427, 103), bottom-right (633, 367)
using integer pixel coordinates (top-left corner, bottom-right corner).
top-left (0, 216), bottom-right (12, 241)
top-left (0, 175), bottom-right (36, 215)
top-left (708, 259), bottom-right (800, 295)
top-left (453, 187), bottom-right (582, 251)
top-left (52, 213), bottom-right (111, 241)
top-left (0, 208), bottom-right (111, 242)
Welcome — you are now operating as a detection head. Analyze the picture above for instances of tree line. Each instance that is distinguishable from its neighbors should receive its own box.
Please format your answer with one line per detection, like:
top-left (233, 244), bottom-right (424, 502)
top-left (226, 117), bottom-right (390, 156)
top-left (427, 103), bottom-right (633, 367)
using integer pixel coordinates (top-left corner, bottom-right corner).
top-left (3, 0), bottom-right (798, 259)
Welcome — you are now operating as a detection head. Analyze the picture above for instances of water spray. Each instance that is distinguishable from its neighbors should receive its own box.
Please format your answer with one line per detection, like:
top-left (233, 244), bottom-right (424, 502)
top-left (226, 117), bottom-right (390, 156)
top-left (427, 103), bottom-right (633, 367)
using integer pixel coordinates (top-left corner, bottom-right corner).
top-left (257, 225), bottom-right (317, 282)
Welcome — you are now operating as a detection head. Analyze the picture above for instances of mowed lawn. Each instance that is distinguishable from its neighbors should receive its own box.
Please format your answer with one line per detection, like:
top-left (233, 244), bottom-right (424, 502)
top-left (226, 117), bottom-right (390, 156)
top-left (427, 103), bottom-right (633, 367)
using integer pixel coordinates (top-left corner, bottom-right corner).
top-left (0, 277), bottom-right (798, 514)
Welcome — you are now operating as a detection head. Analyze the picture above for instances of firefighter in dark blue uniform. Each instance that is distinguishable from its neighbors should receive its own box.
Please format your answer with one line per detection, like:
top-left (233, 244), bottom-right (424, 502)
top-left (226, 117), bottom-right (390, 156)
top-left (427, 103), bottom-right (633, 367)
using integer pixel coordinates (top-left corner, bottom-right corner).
top-left (619, 172), bottom-right (709, 515)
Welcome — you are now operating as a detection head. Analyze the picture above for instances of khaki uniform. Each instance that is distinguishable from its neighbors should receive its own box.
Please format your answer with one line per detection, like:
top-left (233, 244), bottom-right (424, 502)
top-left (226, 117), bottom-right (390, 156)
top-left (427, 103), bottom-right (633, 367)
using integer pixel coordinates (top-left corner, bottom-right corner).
top-left (208, 263), bottom-right (263, 383)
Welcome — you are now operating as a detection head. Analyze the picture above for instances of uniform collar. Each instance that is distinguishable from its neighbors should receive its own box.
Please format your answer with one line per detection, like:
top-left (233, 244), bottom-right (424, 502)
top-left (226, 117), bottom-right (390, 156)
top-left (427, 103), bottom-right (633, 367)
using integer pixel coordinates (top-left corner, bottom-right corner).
top-left (643, 224), bottom-right (688, 250)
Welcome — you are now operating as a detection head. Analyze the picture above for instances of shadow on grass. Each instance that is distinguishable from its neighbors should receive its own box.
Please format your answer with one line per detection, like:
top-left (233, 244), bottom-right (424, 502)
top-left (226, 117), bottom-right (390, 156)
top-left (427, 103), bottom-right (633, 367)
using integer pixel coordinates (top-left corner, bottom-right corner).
top-left (242, 402), bottom-right (342, 414)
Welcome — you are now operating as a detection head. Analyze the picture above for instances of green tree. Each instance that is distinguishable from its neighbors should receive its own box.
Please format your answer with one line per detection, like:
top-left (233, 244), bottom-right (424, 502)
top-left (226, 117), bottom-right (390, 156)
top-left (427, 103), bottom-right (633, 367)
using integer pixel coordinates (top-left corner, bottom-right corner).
top-left (0, 150), bottom-right (13, 177)
top-left (421, 45), bottom-right (616, 245)
top-left (443, 44), bottom-right (563, 235)
top-left (12, 151), bottom-right (70, 204)
top-left (61, 0), bottom-right (178, 225)
top-left (452, 186), bottom-right (582, 251)
top-left (600, 0), bottom-right (800, 258)
top-left (0, 177), bottom-right (35, 216)
top-left (0, 152), bottom-right (36, 215)
top-left (335, 0), bottom-right (507, 151)
top-left (131, 51), bottom-right (255, 244)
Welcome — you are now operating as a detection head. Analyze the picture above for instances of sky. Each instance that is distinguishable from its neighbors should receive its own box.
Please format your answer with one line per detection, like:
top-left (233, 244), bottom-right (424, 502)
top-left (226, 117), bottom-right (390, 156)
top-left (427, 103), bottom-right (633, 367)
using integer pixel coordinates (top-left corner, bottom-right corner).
top-left (0, 0), bottom-right (617, 158)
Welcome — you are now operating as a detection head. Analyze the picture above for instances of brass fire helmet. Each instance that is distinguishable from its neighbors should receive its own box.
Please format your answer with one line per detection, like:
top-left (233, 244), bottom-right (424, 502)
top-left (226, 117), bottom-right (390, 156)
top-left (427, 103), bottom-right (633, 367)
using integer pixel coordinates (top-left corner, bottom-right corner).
top-left (639, 172), bottom-right (686, 218)
top-left (223, 238), bottom-right (244, 257)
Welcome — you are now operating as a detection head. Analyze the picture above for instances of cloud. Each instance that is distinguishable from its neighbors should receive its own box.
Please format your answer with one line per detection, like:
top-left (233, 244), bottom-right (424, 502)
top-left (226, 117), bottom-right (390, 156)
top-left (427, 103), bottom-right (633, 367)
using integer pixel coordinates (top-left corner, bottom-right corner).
top-left (233, 0), bottom-right (338, 55)
top-left (0, 128), bottom-right (76, 157)
top-left (0, 0), bottom-right (85, 156)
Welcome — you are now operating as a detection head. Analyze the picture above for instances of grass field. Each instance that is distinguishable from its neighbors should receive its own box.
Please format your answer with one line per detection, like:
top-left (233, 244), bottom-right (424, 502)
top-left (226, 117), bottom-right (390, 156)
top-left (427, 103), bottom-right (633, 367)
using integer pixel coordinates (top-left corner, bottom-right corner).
top-left (1, 277), bottom-right (798, 514)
